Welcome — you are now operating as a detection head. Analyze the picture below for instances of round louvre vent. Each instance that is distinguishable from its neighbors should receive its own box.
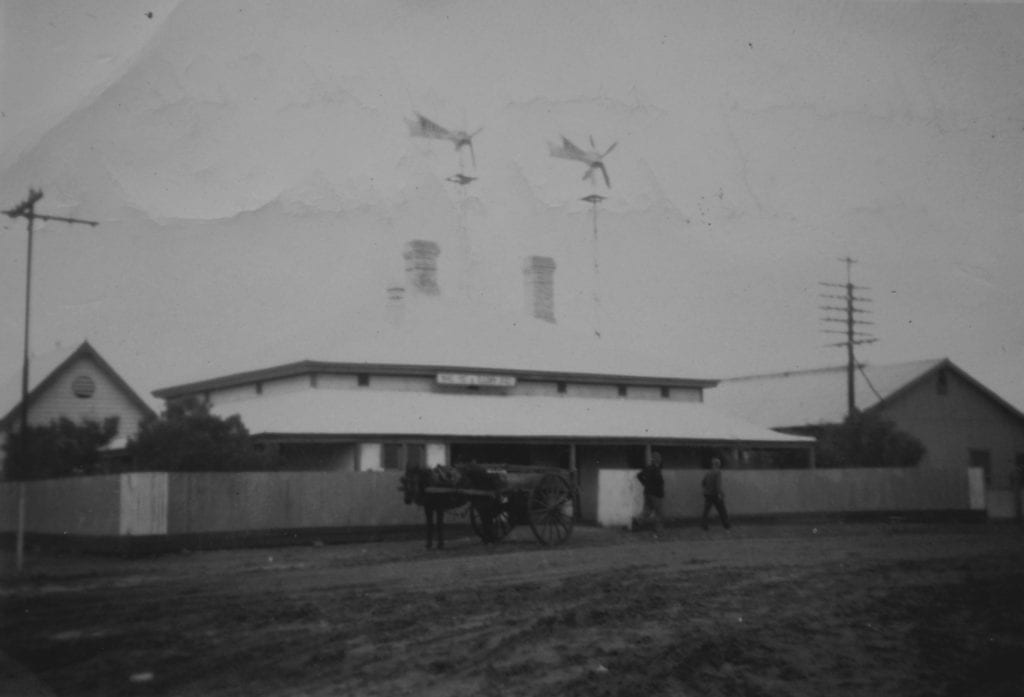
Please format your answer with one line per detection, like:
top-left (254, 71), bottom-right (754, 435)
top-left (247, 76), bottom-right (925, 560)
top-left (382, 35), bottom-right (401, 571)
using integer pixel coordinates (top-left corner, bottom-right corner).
top-left (71, 374), bottom-right (96, 398)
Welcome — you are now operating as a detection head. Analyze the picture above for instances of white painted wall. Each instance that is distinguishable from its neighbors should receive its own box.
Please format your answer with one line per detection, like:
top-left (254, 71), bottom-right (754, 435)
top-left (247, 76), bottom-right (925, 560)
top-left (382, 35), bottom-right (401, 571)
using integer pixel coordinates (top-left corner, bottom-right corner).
top-left (426, 442), bottom-right (448, 467)
top-left (359, 442), bottom-right (382, 471)
top-left (596, 469), bottom-right (644, 527)
top-left (968, 467), bottom-right (986, 511)
top-left (120, 472), bottom-right (168, 535)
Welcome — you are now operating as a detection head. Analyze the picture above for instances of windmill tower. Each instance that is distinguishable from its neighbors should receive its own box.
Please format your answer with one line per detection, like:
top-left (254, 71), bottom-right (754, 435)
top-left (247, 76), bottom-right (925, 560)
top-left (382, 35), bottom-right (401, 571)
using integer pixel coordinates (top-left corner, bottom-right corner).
top-left (549, 134), bottom-right (617, 337)
top-left (407, 111), bottom-right (484, 301)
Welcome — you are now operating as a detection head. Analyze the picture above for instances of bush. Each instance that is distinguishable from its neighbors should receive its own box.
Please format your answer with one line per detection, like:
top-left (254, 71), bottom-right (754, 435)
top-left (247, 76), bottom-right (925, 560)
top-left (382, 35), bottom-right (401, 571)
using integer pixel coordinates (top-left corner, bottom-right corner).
top-left (4, 416), bottom-right (120, 480)
top-left (816, 411), bottom-right (926, 468)
top-left (125, 397), bottom-right (278, 472)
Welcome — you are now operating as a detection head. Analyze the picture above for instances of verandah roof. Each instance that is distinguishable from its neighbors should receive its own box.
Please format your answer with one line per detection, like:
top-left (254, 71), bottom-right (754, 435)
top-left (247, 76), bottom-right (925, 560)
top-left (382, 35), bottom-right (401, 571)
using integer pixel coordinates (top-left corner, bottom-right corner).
top-left (210, 390), bottom-right (813, 446)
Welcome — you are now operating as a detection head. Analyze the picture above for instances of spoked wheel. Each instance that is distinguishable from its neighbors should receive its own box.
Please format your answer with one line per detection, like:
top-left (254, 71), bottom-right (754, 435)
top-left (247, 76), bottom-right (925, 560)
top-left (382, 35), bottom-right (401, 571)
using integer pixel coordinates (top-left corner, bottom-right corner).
top-left (470, 500), bottom-right (514, 543)
top-left (527, 474), bottom-right (575, 546)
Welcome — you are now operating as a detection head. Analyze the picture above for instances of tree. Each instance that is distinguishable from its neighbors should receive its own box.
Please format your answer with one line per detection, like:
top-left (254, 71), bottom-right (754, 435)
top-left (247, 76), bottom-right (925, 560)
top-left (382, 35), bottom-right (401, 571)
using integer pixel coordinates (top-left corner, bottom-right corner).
top-left (816, 411), bottom-right (926, 468)
top-left (125, 397), bottom-right (277, 472)
top-left (4, 416), bottom-right (120, 480)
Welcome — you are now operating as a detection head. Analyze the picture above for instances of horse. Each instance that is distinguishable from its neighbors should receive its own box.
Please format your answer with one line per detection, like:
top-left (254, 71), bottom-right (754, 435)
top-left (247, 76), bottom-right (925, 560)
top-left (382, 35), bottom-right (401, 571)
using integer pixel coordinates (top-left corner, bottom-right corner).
top-left (400, 464), bottom-right (469, 550)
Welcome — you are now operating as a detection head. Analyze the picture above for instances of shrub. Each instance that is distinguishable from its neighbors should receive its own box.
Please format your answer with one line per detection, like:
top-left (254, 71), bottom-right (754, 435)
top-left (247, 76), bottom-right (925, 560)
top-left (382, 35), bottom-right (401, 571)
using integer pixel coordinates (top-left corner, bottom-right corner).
top-left (125, 397), bottom-right (278, 472)
top-left (816, 411), bottom-right (926, 468)
top-left (3, 416), bottom-right (120, 480)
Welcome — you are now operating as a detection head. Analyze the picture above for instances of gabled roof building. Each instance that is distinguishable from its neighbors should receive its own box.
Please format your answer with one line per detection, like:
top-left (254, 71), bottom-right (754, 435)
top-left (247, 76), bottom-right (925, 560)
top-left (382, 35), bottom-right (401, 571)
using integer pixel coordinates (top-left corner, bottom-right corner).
top-left (152, 241), bottom-right (813, 525)
top-left (705, 358), bottom-right (1024, 519)
top-left (0, 341), bottom-right (156, 478)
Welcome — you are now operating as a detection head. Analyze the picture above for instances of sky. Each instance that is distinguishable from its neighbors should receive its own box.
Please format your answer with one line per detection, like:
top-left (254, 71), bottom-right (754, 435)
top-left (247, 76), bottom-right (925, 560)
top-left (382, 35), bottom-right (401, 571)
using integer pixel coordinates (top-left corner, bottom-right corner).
top-left (1, 0), bottom-right (1023, 413)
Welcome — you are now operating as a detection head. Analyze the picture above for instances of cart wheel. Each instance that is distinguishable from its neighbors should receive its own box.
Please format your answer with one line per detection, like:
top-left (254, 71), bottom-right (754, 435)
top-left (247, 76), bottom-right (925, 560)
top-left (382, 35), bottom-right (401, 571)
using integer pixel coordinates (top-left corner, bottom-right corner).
top-left (527, 474), bottom-right (575, 546)
top-left (470, 502), bottom-right (514, 542)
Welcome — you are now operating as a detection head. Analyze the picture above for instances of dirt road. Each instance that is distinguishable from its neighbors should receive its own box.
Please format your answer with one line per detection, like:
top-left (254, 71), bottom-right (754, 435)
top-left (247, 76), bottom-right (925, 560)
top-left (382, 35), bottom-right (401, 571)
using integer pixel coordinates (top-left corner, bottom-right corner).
top-left (3, 522), bottom-right (1023, 696)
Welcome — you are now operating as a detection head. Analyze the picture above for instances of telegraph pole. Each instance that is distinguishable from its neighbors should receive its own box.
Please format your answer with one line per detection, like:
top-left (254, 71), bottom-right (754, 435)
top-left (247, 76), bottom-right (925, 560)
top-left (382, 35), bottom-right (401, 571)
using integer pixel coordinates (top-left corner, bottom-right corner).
top-left (820, 257), bottom-right (876, 418)
top-left (3, 188), bottom-right (98, 572)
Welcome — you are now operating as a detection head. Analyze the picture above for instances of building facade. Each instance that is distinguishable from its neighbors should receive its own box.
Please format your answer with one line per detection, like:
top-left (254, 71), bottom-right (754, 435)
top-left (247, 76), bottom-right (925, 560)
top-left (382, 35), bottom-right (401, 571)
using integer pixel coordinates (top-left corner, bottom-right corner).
top-left (151, 239), bottom-right (813, 525)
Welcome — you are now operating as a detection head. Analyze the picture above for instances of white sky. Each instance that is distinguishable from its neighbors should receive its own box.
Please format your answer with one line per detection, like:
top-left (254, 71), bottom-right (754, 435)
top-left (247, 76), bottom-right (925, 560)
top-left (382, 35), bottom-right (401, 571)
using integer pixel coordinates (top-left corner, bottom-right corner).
top-left (2, 0), bottom-right (1023, 412)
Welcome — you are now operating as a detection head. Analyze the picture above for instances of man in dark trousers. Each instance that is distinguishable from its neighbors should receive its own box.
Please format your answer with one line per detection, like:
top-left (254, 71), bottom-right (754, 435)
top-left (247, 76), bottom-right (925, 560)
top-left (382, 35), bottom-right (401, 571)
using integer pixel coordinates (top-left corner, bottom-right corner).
top-left (633, 451), bottom-right (665, 536)
top-left (701, 457), bottom-right (731, 531)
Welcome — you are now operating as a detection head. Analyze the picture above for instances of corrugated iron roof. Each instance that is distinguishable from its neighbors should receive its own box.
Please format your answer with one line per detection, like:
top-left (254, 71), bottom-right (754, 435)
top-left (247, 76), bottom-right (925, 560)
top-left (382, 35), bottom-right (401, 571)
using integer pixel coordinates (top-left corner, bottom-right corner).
top-left (157, 295), bottom-right (717, 394)
top-left (210, 390), bottom-right (812, 445)
top-left (0, 341), bottom-right (157, 427)
top-left (703, 358), bottom-right (947, 428)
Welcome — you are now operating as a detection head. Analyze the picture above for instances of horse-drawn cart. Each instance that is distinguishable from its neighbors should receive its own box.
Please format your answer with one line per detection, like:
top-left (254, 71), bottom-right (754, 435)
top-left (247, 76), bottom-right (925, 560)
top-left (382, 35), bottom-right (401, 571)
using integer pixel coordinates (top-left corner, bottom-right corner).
top-left (403, 463), bottom-right (577, 547)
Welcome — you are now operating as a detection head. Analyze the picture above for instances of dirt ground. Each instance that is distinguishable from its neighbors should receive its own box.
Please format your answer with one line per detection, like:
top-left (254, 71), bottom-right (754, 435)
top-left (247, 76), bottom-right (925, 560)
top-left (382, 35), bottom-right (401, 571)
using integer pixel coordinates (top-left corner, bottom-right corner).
top-left (2, 521), bottom-right (1024, 697)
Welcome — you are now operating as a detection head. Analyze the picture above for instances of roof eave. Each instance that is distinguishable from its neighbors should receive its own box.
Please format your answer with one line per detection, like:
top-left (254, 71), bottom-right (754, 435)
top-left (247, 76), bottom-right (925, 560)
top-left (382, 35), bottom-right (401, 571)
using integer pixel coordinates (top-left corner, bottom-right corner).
top-left (251, 431), bottom-right (812, 447)
top-left (153, 360), bottom-right (719, 400)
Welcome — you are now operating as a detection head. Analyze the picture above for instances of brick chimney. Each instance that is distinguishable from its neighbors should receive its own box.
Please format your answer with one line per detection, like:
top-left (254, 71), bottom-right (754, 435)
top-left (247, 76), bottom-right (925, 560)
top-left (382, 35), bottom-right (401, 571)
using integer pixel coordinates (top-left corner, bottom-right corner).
top-left (403, 240), bottom-right (441, 296)
top-left (386, 283), bottom-right (406, 324)
top-left (523, 255), bottom-right (557, 323)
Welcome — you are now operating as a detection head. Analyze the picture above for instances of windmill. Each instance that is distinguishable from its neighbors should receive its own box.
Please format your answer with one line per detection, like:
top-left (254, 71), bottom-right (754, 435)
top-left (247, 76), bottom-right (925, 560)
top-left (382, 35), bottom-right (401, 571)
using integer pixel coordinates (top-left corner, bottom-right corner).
top-left (549, 135), bottom-right (617, 337)
top-left (548, 136), bottom-right (617, 188)
top-left (407, 112), bottom-right (482, 183)
top-left (407, 111), bottom-right (483, 300)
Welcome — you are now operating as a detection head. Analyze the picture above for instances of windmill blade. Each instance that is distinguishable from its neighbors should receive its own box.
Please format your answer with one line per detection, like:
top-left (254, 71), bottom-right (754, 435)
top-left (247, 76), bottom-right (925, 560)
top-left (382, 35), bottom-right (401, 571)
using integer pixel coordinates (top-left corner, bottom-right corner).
top-left (597, 162), bottom-right (611, 188)
top-left (549, 136), bottom-right (590, 162)
top-left (468, 141), bottom-right (476, 168)
top-left (409, 112), bottom-right (453, 140)
top-left (602, 142), bottom-right (618, 158)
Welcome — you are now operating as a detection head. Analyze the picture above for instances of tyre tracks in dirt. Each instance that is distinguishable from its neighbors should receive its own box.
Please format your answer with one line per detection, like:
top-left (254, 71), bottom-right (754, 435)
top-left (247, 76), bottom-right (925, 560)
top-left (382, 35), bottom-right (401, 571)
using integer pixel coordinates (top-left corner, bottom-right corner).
top-left (3, 523), bottom-right (1023, 696)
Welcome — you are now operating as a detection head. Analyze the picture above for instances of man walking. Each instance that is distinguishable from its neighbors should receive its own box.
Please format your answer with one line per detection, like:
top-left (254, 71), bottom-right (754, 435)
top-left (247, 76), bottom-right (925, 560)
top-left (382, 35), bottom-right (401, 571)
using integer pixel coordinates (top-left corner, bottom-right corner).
top-left (633, 451), bottom-right (665, 536)
top-left (701, 457), bottom-right (731, 531)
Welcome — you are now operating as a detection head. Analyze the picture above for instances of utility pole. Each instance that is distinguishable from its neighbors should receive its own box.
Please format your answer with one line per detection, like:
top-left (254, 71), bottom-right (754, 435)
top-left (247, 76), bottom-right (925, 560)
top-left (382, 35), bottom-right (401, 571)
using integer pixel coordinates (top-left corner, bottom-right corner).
top-left (3, 188), bottom-right (98, 572)
top-left (820, 257), bottom-right (876, 418)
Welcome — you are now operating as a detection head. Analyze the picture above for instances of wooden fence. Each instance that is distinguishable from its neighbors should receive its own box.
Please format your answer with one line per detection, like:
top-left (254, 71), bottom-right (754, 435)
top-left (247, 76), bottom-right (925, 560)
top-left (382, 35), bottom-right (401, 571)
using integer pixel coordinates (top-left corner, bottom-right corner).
top-left (0, 466), bottom-right (987, 550)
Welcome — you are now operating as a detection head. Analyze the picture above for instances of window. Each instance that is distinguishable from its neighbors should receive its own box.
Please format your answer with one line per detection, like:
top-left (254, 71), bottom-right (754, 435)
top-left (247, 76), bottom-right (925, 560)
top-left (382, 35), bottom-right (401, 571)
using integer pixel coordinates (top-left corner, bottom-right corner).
top-left (660, 386), bottom-right (670, 399)
top-left (937, 370), bottom-right (948, 395)
top-left (71, 374), bottom-right (95, 399)
top-left (617, 385), bottom-right (627, 397)
top-left (358, 374), bottom-right (370, 387)
top-left (382, 443), bottom-right (426, 471)
top-left (557, 381), bottom-right (567, 394)
top-left (310, 373), bottom-right (318, 388)
top-left (969, 449), bottom-right (992, 485)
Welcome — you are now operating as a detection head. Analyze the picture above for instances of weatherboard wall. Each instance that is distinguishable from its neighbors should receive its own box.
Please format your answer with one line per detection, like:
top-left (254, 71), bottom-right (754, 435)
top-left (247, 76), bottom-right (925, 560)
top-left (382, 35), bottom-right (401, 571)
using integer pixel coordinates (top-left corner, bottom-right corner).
top-left (24, 355), bottom-right (149, 436)
top-left (880, 368), bottom-right (1024, 490)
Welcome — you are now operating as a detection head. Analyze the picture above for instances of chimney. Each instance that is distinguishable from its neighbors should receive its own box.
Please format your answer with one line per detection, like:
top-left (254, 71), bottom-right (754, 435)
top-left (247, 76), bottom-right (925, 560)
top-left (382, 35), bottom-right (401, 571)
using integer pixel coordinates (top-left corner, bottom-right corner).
top-left (403, 240), bottom-right (441, 296)
top-left (386, 284), bottom-right (406, 325)
top-left (523, 255), bottom-right (557, 323)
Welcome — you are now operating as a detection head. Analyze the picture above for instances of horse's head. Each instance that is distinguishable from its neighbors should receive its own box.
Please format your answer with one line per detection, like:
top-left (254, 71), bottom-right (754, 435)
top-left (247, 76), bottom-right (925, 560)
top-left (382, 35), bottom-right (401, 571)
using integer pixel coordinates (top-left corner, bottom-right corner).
top-left (400, 464), bottom-right (428, 505)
